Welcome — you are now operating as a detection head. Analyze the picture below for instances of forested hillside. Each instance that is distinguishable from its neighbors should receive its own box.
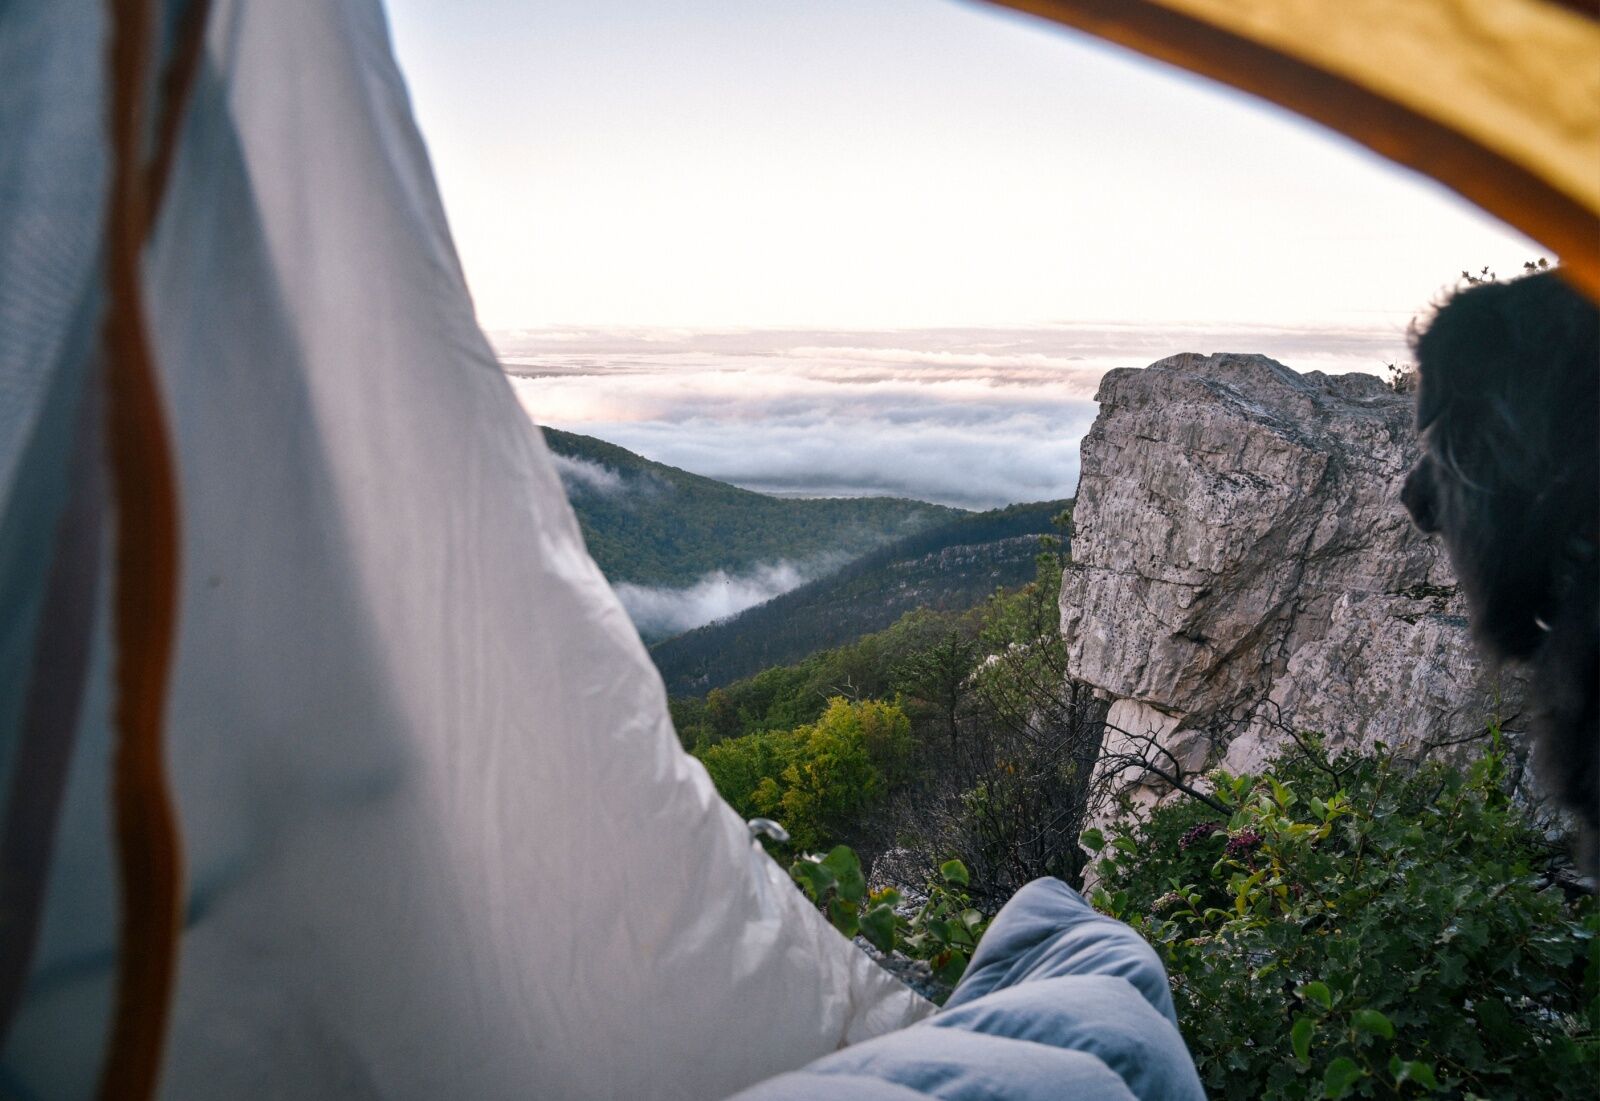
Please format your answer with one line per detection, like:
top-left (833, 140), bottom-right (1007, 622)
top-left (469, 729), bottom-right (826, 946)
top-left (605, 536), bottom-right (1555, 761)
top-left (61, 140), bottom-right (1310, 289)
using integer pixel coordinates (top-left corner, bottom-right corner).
top-left (541, 427), bottom-right (958, 586)
top-left (671, 533), bottom-right (1104, 906)
top-left (650, 500), bottom-right (1070, 693)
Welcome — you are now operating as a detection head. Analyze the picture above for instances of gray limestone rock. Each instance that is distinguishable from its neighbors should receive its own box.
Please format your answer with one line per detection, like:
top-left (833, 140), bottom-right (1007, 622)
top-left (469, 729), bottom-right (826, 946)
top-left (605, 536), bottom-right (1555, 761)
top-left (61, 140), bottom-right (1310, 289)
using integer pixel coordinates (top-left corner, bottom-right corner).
top-left (1062, 353), bottom-right (1522, 801)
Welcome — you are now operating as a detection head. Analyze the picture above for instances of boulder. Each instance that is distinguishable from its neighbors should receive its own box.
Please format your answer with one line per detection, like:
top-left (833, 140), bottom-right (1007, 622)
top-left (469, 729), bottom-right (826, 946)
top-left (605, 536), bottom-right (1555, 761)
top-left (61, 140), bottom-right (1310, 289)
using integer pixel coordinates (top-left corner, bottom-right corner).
top-left (1061, 353), bottom-right (1522, 801)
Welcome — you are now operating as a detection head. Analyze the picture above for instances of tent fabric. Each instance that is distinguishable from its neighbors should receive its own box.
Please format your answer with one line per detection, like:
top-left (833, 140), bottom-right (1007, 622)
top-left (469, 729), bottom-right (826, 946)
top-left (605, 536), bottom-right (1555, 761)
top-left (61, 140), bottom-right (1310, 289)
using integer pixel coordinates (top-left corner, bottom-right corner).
top-left (0, 1), bottom-right (930, 1097)
top-left (728, 880), bottom-right (1205, 1101)
top-left (985, 0), bottom-right (1600, 301)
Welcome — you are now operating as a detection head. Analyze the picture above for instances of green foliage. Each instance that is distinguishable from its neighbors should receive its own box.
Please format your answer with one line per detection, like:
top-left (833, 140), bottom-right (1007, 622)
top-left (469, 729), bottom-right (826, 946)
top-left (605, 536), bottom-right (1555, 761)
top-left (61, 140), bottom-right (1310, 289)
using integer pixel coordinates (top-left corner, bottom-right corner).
top-left (1087, 735), bottom-right (1598, 1100)
top-left (789, 844), bottom-right (993, 1002)
top-left (695, 698), bottom-right (911, 850)
top-left (542, 427), bottom-right (955, 593)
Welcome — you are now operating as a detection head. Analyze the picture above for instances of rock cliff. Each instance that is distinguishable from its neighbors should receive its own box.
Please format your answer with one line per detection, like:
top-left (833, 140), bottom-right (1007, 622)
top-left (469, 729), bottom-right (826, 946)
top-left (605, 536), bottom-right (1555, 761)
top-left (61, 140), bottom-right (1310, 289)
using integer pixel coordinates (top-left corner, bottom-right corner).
top-left (1061, 353), bottom-right (1523, 803)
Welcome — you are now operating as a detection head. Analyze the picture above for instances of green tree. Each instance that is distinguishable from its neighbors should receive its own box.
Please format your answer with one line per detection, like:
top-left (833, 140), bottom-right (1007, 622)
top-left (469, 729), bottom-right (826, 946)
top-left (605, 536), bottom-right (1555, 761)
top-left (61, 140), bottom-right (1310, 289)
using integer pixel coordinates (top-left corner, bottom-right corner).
top-left (694, 697), bottom-right (913, 851)
top-left (775, 698), bottom-right (911, 850)
top-left (894, 625), bottom-right (978, 747)
top-left (885, 521), bottom-right (1106, 902)
top-left (704, 687), bottom-right (740, 742)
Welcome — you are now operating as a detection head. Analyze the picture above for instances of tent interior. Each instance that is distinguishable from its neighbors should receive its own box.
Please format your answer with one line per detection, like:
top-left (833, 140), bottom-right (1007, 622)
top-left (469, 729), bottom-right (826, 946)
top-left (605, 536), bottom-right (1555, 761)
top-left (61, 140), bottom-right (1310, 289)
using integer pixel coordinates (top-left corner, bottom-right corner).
top-left (0, 0), bottom-right (1595, 1098)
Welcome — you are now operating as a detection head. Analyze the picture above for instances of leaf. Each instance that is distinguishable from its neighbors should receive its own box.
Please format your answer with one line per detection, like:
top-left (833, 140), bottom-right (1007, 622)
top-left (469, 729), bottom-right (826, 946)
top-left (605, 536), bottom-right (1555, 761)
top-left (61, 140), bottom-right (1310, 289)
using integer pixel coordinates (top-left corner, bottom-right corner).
top-left (860, 904), bottom-right (896, 954)
top-left (789, 857), bottom-right (835, 901)
top-left (934, 947), bottom-right (969, 986)
top-left (1080, 827), bottom-right (1106, 852)
top-left (1353, 1009), bottom-right (1394, 1041)
top-left (1269, 777), bottom-right (1296, 808)
top-left (1300, 981), bottom-right (1333, 1011)
top-left (820, 845), bottom-right (866, 902)
top-left (1474, 997), bottom-right (1512, 1041)
top-left (1291, 1015), bottom-right (1315, 1065)
top-left (870, 886), bottom-right (902, 909)
top-left (1111, 835), bottom-right (1138, 855)
top-left (1393, 1060), bottom-right (1439, 1091)
top-left (1323, 1057), bottom-right (1364, 1099)
top-left (939, 859), bottom-right (971, 887)
top-left (827, 896), bottom-right (860, 938)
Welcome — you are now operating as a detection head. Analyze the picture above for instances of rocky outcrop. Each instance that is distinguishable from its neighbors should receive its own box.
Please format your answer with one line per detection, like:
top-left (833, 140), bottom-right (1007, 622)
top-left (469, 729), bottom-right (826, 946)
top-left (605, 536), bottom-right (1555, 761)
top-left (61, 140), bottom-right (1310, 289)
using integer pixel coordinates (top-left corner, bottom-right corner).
top-left (1061, 354), bottom-right (1522, 802)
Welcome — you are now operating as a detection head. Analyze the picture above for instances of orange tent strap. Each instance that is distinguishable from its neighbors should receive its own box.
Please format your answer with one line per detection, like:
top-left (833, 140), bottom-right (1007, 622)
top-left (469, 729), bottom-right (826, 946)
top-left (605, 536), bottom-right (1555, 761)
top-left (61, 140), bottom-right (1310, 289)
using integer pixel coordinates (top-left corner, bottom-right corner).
top-left (98, 0), bottom-right (201, 1096)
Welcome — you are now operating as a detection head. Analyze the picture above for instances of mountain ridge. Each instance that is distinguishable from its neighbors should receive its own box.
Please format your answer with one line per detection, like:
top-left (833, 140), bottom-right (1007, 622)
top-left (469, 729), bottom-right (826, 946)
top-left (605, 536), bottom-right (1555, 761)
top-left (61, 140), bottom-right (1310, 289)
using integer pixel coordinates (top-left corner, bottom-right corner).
top-left (541, 426), bottom-right (960, 589)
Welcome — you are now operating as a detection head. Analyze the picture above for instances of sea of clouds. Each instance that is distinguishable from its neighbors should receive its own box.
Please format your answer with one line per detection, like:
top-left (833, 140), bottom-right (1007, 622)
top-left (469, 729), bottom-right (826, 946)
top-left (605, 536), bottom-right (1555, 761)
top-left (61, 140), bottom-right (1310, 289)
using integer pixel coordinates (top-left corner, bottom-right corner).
top-left (499, 322), bottom-right (1408, 510)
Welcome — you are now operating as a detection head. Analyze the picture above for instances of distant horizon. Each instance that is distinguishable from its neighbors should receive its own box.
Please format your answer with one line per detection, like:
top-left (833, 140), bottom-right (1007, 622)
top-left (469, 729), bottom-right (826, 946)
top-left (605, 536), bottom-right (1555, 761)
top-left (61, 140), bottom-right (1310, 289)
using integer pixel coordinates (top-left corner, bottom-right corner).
top-left (487, 314), bottom-right (1423, 339)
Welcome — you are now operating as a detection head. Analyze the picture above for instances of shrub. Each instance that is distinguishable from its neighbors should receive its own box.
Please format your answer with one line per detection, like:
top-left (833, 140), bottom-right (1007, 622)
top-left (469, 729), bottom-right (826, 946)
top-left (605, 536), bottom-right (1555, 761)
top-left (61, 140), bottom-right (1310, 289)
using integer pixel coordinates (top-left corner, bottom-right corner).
top-left (1085, 734), bottom-right (1598, 1099)
top-left (790, 844), bottom-right (991, 1001)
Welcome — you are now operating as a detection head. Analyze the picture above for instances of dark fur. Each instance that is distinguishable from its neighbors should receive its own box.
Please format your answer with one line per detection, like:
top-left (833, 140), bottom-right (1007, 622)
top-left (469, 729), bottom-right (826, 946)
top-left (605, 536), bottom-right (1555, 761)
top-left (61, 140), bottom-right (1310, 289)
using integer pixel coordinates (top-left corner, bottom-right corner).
top-left (1402, 272), bottom-right (1599, 856)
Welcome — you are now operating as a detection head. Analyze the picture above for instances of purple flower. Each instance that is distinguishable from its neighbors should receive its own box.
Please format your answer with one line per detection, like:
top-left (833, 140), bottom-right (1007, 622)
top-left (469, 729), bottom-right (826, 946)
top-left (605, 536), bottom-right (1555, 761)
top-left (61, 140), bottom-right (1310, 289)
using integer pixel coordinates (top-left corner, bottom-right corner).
top-left (1178, 821), bottom-right (1222, 851)
top-left (1225, 829), bottom-right (1264, 858)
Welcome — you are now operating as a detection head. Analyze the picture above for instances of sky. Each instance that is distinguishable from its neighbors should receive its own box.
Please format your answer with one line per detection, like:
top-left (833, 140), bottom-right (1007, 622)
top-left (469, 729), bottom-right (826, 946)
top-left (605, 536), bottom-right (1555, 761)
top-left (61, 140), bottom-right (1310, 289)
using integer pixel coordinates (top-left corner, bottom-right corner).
top-left (377, 0), bottom-right (1548, 633)
top-left (381, 0), bottom-right (1542, 332)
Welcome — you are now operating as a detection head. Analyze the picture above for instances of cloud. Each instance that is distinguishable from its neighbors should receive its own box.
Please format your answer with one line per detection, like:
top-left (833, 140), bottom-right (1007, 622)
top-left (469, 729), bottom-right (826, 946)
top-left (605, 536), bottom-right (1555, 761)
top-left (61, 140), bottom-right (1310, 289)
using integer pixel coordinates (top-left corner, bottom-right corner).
top-left (549, 452), bottom-right (625, 495)
top-left (503, 323), bottom-right (1409, 509)
top-left (614, 561), bottom-right (816, 640)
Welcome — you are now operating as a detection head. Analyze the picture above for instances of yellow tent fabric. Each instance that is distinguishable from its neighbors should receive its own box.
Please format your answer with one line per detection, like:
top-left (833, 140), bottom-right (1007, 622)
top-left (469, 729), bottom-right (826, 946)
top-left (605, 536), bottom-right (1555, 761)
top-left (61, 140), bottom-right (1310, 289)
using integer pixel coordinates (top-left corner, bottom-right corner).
top-left (985, 0), bottom-right (1600, 301)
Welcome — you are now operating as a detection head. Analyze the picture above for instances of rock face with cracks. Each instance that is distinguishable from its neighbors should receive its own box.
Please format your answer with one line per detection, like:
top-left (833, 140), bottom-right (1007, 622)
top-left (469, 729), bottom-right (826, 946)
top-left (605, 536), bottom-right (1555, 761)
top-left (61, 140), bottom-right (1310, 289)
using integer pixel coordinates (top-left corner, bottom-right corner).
top-left (1060, 353), bottom-right (1522, 805)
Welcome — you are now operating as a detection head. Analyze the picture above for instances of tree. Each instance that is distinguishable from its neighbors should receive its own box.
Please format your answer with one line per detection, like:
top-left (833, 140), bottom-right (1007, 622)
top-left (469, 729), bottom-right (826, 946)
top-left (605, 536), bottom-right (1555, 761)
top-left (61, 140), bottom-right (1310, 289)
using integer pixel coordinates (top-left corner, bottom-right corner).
top-left (693, 697), bottom-right (913, 852)
top-left (775, 698), bottom-right (910, 850)
top-left (884, 528), bottom-right (1109, 903)
top-left (894, 624), bottom-right (978, 747)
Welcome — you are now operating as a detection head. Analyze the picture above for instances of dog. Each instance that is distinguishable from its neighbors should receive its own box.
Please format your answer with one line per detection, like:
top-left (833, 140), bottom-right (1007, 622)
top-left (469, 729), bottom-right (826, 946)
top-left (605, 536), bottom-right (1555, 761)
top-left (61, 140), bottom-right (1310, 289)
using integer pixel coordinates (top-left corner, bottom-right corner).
top-left (1401, 271), bottom-right (1599, 858)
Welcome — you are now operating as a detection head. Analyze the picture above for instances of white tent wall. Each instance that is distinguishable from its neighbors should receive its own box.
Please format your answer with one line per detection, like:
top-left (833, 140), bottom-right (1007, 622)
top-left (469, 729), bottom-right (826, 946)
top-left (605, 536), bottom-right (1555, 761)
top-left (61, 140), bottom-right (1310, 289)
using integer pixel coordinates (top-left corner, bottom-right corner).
top-left (0, 1), bottom-right (929, 1098)
top-left (0, 0), bottom-right (110, 812)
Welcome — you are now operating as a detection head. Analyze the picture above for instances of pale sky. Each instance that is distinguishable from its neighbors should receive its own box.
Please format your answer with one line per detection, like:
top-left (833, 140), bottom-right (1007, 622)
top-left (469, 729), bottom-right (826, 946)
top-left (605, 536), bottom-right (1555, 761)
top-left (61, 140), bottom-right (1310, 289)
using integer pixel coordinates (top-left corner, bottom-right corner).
top-left (382, 0), bottom-right (1543, 332)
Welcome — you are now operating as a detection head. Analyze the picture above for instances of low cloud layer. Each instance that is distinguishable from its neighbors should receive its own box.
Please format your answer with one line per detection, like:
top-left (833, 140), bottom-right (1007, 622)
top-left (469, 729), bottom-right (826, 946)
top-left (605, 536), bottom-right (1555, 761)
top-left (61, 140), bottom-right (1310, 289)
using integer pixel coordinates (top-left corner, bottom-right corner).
top-left (549, 452), bottom-right (625, 495)
top-left (500, 323), bottom-right (1405, 509)
top-left (614, 561), bottom-right (814, 640)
